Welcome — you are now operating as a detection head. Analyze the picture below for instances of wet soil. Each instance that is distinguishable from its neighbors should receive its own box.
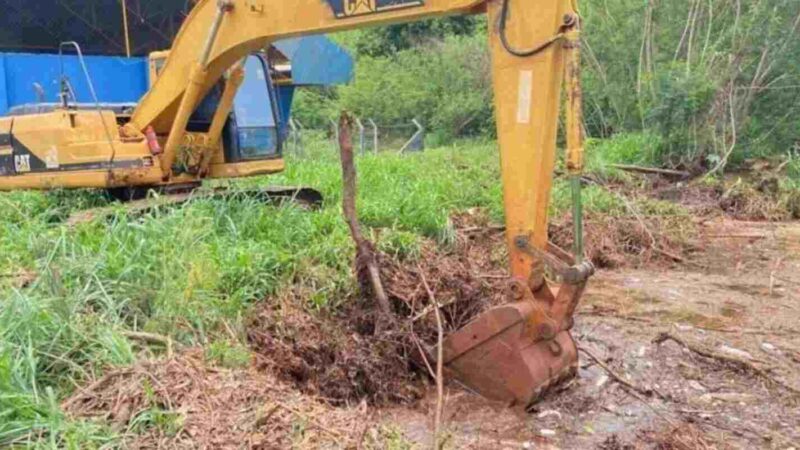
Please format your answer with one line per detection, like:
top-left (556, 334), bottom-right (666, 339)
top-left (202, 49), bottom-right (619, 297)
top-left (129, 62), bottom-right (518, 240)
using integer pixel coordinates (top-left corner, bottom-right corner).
top-left (380, 218), bottom-right (800, 449)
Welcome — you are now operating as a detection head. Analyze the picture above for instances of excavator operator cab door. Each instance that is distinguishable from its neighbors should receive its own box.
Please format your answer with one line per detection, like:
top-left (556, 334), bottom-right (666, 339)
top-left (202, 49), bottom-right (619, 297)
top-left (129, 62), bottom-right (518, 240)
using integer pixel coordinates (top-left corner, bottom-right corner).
top-left (221, 54), bottom-right (282, 163)
top-left (152, 52), bottom-right (283, 164)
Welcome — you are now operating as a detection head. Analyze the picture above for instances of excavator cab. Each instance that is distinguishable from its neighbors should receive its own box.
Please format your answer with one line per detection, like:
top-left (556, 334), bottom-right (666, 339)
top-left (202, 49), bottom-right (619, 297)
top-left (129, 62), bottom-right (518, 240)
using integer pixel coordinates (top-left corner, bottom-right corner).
top-left (223, 55), bottom-right (283, 162)
top-left (151, 52), bottom-right (284, 165)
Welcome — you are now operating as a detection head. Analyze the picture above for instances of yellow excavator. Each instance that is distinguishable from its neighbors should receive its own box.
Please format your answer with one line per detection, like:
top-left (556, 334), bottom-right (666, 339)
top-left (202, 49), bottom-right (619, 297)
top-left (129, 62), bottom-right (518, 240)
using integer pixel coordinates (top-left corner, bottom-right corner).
top-left (0, 0), bottom-right (594, 408)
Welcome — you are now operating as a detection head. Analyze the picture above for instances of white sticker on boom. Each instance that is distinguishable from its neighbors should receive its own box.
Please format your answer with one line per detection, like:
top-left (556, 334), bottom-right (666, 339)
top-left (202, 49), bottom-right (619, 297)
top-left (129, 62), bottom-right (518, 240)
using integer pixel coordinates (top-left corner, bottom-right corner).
top-left (517, 70), bottom-right (533, 124)
top-left (45, 146), bottom-right (59, 169)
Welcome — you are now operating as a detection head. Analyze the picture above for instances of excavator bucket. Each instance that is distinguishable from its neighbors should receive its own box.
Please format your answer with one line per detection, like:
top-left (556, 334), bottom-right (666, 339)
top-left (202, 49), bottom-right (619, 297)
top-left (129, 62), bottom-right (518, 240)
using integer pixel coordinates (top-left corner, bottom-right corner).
top-left (442, 303), bottom-right (578, 407)
top-left (439, 244), bottom-right (594, 408)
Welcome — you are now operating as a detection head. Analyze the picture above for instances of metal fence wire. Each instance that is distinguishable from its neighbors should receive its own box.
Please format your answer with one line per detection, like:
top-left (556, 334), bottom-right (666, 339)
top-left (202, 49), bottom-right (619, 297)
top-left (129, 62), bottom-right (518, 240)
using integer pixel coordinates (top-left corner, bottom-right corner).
top-left (286, 118), bottom-right (425, 155)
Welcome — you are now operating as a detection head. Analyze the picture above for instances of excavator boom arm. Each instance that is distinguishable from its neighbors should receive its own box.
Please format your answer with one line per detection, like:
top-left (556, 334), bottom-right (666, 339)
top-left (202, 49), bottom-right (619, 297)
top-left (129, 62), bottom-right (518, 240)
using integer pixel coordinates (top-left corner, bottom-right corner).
top-left (132, 0), bottom-right (579, 284)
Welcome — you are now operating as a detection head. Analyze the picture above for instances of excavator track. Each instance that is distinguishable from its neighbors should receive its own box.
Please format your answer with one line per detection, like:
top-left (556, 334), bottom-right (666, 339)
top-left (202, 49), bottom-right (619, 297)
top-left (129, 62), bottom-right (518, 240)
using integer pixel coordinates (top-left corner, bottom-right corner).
top-left (67, 185), bottom-right (323, 226)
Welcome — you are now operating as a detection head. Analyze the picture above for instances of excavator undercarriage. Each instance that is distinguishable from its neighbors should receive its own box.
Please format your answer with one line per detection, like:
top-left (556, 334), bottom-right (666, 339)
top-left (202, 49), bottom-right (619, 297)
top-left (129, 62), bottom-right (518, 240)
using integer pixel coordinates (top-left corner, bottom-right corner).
top-left (0, 0), bottom-right (593, 408)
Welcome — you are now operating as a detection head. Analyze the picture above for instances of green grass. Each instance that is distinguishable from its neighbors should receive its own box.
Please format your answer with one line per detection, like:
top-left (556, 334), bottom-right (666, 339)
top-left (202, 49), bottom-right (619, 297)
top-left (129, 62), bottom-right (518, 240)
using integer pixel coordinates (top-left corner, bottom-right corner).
top-left (583, 132), bottom-right (662, 181)
top-left (0, 138), bottom-right (686, 447)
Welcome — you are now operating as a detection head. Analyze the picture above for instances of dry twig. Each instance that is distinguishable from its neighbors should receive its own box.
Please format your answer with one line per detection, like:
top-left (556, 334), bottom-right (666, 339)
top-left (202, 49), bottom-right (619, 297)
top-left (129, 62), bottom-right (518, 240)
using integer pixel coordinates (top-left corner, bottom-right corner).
top-left (579, 346), bottom-right (666, 400)
top-left (610, 164), bottom-right (691, 178)
top-left (411, 297), bottom-right (457, 322)
top-left (122, 331), bottom-right (174, 356)
top-left (61, 368), bottom-right (134, 410)
top-left (419, 268), bottom-right (445, 450)
top-left (275, 401), bottom-right (347, 441)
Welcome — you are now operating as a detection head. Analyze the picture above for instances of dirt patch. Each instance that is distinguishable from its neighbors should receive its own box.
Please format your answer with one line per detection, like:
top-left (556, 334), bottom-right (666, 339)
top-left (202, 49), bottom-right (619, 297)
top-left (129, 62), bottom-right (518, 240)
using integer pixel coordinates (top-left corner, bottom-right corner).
top-left (643, 424), bottom-right (729, 450)
top-left (247, 292), bottom-right (425, 406)
top-left (382, 211), bottom-right (509, 339)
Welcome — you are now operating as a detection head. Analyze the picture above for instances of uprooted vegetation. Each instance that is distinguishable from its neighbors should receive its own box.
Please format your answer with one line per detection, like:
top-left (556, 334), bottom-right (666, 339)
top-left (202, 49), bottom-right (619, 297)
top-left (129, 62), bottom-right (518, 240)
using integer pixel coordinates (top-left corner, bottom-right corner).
top-left (245, 198), bottom-right (702, 408)
top-left (247, 211), bottom-right (508, 406)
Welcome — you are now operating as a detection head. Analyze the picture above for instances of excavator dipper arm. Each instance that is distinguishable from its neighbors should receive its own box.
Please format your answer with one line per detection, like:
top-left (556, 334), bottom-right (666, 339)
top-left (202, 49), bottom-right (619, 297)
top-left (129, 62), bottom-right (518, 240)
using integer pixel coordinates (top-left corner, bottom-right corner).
top-left (133, 0), bottom-right (591, 407)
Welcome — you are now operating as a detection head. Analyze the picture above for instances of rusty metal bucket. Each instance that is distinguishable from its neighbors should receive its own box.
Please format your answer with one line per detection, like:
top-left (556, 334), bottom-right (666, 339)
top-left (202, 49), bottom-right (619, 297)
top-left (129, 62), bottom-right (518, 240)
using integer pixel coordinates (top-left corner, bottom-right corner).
top-left (440, 254), bottom-right (594, 408)
top-left (442, 301), bottom-right (578, 407)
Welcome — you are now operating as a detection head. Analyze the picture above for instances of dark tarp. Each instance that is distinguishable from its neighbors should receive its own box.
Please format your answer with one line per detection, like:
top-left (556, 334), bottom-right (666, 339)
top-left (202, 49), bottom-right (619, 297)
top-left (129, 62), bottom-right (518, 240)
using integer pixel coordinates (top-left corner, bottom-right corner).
top-left (0, 0), bottom-right (193, 56)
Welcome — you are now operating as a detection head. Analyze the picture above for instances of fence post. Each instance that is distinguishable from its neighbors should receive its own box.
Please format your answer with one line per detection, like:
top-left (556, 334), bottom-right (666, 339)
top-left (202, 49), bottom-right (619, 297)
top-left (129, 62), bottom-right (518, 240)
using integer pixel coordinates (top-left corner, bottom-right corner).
top-left (289, 118), bottom-right (304, 156)
top-left (368, 118), bottom-right (378, 153)
top-left (355, 117), bottom-right (365, 154)
top-left (329, 117), bottom-right (339, 146)
top-left (399, 119), bottom-right (425, 154)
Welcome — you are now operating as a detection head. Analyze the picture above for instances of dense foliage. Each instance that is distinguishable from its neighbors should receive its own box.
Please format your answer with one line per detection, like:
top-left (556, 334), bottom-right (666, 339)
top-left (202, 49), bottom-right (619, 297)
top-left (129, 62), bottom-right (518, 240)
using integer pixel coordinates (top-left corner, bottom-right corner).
top-left (296, 2), bottom-right (800, 172)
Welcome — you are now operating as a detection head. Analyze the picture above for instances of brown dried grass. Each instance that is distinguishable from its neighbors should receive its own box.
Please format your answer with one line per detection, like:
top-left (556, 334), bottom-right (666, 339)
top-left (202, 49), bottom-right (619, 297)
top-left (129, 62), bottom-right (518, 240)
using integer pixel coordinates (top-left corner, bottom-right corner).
top-left (63, 349), bottom-right (369, 449)
top-left (550, 213), bottom-right (697, 269)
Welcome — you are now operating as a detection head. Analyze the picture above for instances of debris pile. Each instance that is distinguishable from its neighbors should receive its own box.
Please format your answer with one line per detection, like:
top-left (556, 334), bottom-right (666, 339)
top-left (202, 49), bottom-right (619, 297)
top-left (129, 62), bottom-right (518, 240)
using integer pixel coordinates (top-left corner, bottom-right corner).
top-left (550, 213), bottom-right (695, 268)
top-left (247, 211), bottom-right (509, 406)
top-left (247, 292), bottom-right (424, 406)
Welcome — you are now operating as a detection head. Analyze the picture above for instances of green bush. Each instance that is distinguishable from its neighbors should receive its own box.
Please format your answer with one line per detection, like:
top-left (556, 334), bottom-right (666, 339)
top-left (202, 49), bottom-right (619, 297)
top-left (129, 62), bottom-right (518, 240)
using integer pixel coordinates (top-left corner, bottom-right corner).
top-left (336, 33), bottom-right (493, 144)
top-left (317, 2), bottom-right (800, 169)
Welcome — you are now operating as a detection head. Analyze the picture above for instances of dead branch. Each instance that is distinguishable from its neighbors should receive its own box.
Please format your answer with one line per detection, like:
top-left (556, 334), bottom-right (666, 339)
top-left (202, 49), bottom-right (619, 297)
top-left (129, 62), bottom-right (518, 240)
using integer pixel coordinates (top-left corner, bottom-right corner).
top-left (411, 297), bottom-right (457, 323)
top-left (692, 326), bottom-right (800, 336)
top-left (610, 164), bottom-right (691, 179)
top-left (706, 80), bottom-right (738, 177)
top-left (410, 333), bottom-right (437, 380)
top-left (419, 267), bottom-right (445, 450)
top-left (580, 309), bottom-right (656, 324)
top-left (338, 112), bottom-right (392, 318)
top-left (459, 225), bottom-right (506, 234)
top-left (653, 332), bottom-right (800, 396)
top-left (61, 368), bottom-right (134, 410)
top-left (653, 247), bottom-right (686, 263)
top-left (275, 401), bottom-right (347, 441)
top-left (579, 346), bottom-right (665, 400)
top-left (122, 331), bottom-right (174, 357)
top-left (774, 159), bottom-right (792, 174)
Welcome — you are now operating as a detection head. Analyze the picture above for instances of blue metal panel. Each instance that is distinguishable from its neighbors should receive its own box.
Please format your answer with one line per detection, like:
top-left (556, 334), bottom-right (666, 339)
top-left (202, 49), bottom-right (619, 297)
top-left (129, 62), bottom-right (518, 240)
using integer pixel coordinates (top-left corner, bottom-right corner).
top-left (0, 35), bottom-right (351, 128)
top-left (0, 53), bottom-right (148, 115)
top-left (0, 55), bottom-right (8, 114)
top-left (274, 85), bottom-right (296, 138)
top-left (273, 36), bottom-right (353, 86)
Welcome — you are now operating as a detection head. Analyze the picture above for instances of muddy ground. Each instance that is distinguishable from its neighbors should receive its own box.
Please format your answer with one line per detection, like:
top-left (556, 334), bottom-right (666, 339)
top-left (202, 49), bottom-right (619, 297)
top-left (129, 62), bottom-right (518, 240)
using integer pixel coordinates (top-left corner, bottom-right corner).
top-left (379, 217), bottom-right (800, 449)
top-left (65, 180), bottom-right (800, 449)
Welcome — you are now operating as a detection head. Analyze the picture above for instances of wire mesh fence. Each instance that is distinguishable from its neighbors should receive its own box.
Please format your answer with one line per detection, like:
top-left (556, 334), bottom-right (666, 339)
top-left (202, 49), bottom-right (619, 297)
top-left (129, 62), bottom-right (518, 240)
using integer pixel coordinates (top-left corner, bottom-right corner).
top-left (284, 118), bottom-right (425, 156)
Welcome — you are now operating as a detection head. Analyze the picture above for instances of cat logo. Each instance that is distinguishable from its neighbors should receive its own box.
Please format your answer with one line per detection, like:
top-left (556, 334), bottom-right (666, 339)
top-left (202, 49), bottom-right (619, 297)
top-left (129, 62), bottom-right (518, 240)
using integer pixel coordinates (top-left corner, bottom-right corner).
top-left (344, 0), bottom-right (375, 16)
top-left (14, 154), bottom-right (31, 173)
top-left (330, 0), bottom-right (424, 18)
